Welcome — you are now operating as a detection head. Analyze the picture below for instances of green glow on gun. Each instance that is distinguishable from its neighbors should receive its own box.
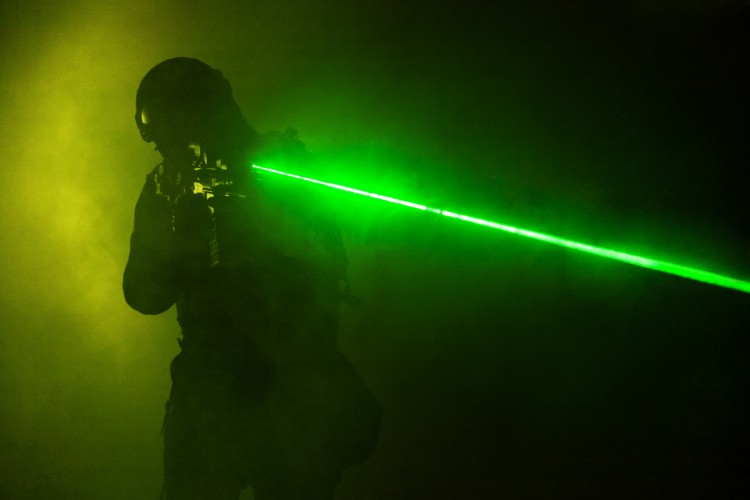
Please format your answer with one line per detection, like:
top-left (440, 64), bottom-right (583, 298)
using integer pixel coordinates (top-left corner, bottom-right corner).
top-left (251, 164), bottom-right (750, 295)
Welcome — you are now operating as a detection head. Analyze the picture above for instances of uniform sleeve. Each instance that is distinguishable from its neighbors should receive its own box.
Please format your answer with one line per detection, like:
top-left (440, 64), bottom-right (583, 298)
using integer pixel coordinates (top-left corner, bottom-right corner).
top-left (122, 172), bottom-right (181, 314)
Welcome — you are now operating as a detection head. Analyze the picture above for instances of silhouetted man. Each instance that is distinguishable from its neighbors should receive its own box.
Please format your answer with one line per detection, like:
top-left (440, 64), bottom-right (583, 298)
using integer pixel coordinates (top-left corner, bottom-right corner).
top-left (123, 57), bottom-right (381, 499)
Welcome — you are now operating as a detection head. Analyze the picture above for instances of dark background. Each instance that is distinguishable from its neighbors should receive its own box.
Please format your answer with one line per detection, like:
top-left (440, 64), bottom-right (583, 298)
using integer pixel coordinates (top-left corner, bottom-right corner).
top-left (1, 1), bottom-right (749, 498)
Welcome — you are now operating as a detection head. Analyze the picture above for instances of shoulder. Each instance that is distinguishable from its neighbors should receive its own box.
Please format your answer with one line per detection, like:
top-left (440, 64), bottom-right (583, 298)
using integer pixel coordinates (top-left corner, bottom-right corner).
top-left (252, 128), bottom-right (322, 212)
top-left (253, 128), bottom-right (314, 177)
top-left (251, 129), bottom-right (345, 255)
top-left (258, 128), bottom-right (309, 157)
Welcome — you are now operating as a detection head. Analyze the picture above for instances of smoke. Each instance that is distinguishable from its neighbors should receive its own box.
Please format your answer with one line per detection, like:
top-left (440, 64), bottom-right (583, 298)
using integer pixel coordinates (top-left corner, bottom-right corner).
top-left (0, 3), bottom-right (211, 497)
top-left (1, 1), bottom-right (748, 498)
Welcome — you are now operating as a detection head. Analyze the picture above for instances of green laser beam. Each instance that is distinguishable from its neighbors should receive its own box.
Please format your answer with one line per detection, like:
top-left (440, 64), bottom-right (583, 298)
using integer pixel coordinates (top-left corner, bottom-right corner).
top-left (251, 164), bottom-right (750, 294)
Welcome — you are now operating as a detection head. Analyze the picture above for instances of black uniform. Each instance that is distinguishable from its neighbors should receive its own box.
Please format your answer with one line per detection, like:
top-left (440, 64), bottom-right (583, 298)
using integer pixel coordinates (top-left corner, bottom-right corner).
top-left (123, 131), bottom-right (381, 499)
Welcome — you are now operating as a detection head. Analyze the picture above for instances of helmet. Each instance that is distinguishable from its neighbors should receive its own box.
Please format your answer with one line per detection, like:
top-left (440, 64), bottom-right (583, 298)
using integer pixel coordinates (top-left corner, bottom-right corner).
top-left (135, 57), bottom-right (234, 146)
